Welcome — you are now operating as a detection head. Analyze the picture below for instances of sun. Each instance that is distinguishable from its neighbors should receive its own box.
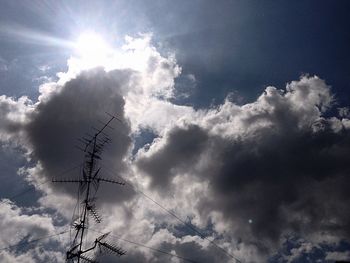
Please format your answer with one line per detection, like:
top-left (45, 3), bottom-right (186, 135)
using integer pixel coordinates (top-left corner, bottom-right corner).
top-left (71, 31), bottom-right (149, 72)
top-left (74, 31), bottom-right (112, 67)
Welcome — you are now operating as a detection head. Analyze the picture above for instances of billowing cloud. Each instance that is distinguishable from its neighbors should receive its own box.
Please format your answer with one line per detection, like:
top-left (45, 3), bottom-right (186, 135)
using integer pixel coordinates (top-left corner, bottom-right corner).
top-left (1, 32), bottom-right (350, 263)
top-left (136, 75), bottom-right (350, 258)
top-left (0, 34), bottom-right (182, 204)
top-left (0, 200), bottom-right (65, 263)
top-left (26, 68), bottom-right (134, 202)
top-left (0, 95), bottom-right (33, 144)
top-left (0, 34), bottom-right (199, 262)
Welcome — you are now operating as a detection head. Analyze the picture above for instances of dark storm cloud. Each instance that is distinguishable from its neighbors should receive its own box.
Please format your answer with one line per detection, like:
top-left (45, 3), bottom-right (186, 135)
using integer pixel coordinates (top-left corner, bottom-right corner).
top-left (25, 67), bottom-right (136, 202)
top-left (136, 76), bottom-right (350, 254)
top-left (198, 125), bottom-right (350, 248)
top-left (137, 124), bottom-right (209, 190)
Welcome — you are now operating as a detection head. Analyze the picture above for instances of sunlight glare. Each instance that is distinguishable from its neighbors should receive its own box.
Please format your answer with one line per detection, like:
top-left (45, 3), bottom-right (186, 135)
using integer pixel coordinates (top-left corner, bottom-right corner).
top-left (74, 32), bottom-right (112, 68)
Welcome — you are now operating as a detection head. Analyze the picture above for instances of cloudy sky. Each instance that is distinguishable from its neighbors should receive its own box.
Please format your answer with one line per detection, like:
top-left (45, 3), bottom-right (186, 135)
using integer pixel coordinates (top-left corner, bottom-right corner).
top-left (1, 1), bottom-right (350, 262)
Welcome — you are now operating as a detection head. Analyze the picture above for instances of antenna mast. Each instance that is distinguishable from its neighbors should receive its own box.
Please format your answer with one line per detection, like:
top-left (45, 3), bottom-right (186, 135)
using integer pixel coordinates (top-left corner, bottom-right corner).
top-left (53, 114), bottom-right (126, 262)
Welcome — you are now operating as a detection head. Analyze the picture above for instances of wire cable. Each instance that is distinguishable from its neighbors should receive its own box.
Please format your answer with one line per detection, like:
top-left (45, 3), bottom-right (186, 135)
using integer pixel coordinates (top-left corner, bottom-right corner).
top-left (0, 230), bottom-right (69, 252)
top-left (88, 228), bottom-right (198, 263)
top-left (1, 163), bottom-right (82, 203)
top-left (135, 188), bottom-right (242, 263)
top-left (99, 165), bottom-right (243, 263)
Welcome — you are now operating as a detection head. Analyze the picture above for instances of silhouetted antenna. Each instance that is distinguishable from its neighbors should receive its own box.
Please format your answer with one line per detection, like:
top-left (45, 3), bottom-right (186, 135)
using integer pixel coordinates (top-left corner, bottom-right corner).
top-left (98, 241), bottom-right (126, 256)
top-left (53, 114), bottom-right (126, 263)
top-left (87, 204), bottom-right (102, 223)
top-left (80, 255), bottom-right (98, 263)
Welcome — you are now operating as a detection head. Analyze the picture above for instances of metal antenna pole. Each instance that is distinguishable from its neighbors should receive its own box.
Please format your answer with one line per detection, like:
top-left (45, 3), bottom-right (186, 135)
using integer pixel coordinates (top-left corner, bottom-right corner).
top-left (53, 114), bottom-right (126, 263)
top-left (77, 138), bottom-right (94, 263)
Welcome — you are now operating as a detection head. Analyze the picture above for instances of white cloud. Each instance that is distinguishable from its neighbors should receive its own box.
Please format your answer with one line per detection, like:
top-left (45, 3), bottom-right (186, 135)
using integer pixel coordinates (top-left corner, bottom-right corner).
top-left (134, 75), bottom-right (350, 260)
top-left (0, 200), bottom-right (65, 263)
top-left (0, 95), bottom-right (33, 145)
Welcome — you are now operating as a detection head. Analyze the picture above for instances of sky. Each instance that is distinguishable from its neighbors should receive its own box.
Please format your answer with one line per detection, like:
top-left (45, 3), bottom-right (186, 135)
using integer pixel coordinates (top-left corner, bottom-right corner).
top-left (0, 1), bottom-right (350, 262)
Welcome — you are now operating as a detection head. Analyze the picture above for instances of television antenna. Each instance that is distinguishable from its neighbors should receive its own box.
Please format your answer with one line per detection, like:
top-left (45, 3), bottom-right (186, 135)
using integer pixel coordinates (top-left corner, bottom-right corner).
top-left (53, 113), bottom-right (126, 263)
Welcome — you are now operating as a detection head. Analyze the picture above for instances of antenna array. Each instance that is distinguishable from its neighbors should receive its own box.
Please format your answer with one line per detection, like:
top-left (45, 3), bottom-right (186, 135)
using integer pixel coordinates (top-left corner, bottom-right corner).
top-left (53, 114), bottom-right (125, 263)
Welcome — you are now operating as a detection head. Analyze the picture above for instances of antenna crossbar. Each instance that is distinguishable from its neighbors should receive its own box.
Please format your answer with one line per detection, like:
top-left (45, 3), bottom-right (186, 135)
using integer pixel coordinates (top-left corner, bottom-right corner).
top-left (53, 114), bottom-right (126, 263)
